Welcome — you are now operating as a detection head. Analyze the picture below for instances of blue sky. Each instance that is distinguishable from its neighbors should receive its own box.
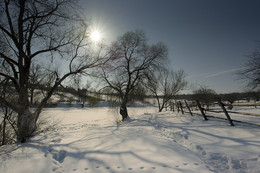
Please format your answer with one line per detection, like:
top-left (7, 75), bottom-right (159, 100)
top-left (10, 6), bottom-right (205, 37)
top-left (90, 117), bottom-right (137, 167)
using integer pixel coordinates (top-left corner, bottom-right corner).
top-left (80, 0), bottom-right (260, 93)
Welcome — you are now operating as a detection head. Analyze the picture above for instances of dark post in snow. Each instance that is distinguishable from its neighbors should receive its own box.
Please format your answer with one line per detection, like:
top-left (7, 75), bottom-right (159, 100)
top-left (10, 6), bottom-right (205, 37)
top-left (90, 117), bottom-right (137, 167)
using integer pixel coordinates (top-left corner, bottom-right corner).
top-left (185, 100), bottom-right (193, 116)
top-left (172, 102), bottom-right (175, 112)
top-left (196, 100), bottom-right (208, 120)
top-left (217, 98), bottom-right (234, 126)
top-left (179, 101), bottom-right (184, 114)
top-left (176, 101), bottom-right (180, 113)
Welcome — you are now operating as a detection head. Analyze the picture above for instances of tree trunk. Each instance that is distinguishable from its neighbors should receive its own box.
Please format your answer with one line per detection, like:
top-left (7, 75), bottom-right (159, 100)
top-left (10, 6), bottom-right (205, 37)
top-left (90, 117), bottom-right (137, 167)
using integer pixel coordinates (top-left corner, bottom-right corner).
top-left (30, 88), bottom-right (34, 105)
top-left (120, 102), bottom-right (128, 121)
top-left (17, 78), bottom-right (35, 142)
top-left (17, 109), bottom-right (37, 143)
top-left (159, 102), bottom-right (164, 112)
top-left (1, 108), bottom-right (7, 145)
top-left (16, 80), bottom-right (61, 143)
top-left (156, 95), bottom-right (162, 112)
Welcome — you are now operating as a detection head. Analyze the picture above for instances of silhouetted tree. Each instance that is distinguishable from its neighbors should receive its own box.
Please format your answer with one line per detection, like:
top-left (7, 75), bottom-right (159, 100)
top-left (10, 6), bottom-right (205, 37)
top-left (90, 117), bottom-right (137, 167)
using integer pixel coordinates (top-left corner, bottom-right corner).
top-left (238, 42), bottom-right (260, 89)
top-left (146, 69), bottom-right (187, 112)
top-left (100, 30), bottom-right (168, 121)
top-left (221, 93), bottom-right (240, 104)
top-left (193, 86), bottom-right (216, 110)
top-left (243, 91), bottom-right (260, 102)
top-left (0, 0), bottom-right (105, 142)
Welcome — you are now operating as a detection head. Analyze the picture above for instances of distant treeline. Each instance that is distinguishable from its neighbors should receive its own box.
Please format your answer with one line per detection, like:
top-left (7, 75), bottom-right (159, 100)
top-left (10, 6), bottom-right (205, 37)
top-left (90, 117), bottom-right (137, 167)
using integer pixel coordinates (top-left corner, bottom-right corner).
top-left (3, 82), bottom-right (260, 103)
top-left (174, 91), bottom-right (260, 102)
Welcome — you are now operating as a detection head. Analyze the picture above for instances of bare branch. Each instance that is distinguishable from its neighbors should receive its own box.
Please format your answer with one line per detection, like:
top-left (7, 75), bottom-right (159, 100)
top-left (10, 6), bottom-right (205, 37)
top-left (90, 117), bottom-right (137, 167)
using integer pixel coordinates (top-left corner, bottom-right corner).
top-left (238, 42), bottom-right (260, 89)
top-left (100, 30), bottom-right (168, 119)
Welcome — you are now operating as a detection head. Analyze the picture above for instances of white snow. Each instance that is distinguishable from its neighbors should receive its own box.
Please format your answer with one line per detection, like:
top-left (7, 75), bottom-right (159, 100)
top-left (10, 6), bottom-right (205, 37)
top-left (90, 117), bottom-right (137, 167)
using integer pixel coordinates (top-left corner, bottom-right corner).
top-left (0, 106), bottom-right (260, 173)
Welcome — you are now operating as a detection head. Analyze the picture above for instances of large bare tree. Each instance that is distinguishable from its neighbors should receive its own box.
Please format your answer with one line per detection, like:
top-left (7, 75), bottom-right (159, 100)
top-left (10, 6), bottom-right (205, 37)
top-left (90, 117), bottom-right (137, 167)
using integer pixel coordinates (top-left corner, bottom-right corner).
top-left (192, 86), bottom-right (216, 110)
top-left (146, 69), bottom-right (187, 112)
top-left (238, 42), bottom-right (260, 89)
top-left (0, 0), bottom-right (104, 142)
top-left (100, 30), bottom-right (168, 121)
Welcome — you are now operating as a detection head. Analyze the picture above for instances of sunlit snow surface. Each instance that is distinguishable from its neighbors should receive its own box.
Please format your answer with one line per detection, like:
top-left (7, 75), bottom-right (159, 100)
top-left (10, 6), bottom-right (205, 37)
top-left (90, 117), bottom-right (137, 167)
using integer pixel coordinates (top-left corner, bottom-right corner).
top-left (1, 106), bottom-right (260, 173)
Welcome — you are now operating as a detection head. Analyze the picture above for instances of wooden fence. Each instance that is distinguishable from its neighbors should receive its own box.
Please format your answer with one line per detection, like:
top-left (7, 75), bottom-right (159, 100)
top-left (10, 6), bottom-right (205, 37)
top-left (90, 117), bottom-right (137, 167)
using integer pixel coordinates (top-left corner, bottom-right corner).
top-left (171, 99), bottom-right (260, 127)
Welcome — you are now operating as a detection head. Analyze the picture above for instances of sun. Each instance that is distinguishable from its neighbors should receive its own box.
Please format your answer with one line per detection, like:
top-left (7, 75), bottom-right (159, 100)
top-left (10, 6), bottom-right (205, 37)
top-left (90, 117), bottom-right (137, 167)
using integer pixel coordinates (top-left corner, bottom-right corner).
top-left (90, 30), bottom-right (102, 42)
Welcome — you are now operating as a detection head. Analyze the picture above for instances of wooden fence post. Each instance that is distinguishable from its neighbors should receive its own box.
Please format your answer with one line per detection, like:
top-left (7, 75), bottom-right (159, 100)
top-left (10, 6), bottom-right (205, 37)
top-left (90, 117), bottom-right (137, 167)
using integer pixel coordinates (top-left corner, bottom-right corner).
top-left (185, 100), bottom-right (193, 116)
top-left (179, 101), bottom-right (184, 114)
top-left (217, 98), bottom-right (234, 126)
top-left (196, 100), bottom-right (208, 120)
top-left (172, 102), bottom-right (174, 112)
top-left (176, 101), bottom-right (180, 113)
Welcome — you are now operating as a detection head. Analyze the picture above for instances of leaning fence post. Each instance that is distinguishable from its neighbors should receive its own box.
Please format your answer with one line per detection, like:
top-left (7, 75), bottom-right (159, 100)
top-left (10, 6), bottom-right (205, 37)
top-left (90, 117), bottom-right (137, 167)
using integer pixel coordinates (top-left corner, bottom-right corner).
top-left (196, 100), bottom-right (208, 120)
top-left (179, 101), bottom-right (184, 114)
top-left (185, 100), bottom-right (193, 116)
top-left (217, 98), bottom-right (234, 126)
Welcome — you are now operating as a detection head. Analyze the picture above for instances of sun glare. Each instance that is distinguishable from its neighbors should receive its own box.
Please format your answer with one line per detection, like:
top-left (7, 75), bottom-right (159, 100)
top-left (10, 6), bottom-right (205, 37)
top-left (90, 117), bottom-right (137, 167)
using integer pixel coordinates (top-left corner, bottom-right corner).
top-left (90, 30), bottom-right (101, 42)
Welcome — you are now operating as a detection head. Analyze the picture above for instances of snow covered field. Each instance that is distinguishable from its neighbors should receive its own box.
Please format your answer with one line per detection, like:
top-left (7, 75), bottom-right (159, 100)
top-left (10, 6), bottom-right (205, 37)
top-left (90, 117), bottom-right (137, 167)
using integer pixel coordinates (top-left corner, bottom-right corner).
top-left (0, 106), bottom-right (260, 173)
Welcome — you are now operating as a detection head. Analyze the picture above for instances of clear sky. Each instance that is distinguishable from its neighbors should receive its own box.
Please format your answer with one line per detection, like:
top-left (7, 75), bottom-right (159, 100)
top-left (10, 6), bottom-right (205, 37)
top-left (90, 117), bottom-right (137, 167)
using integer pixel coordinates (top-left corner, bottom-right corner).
top-left (79, 0), bottom-right (260, 94)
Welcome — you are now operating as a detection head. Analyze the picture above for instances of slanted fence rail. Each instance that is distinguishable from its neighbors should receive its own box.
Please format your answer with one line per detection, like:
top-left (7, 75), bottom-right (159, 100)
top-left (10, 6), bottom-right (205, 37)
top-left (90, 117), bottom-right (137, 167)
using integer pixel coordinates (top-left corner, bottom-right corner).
top-left (172, 99), bottom-right (260, 127)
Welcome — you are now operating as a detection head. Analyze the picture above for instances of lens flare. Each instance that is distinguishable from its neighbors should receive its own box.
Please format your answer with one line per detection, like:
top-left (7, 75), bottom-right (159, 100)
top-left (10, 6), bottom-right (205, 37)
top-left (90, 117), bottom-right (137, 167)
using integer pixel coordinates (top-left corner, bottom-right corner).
top-left (90, 30), bottom-right (101, 42)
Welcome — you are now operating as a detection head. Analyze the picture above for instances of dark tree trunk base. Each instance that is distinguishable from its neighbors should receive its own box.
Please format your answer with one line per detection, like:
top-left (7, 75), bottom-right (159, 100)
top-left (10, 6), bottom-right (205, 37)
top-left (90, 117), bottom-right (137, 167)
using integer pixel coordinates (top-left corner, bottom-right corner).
top-left (17, 110), bottom-right (37, 143)
top-left (120, 104), bottom-right (128, 121)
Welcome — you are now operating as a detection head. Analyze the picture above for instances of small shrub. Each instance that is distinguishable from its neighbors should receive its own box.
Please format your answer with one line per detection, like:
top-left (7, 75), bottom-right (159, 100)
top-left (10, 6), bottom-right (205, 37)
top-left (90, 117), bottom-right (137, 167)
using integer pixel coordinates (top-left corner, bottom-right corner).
top-left (0, 108), bottom-right (17, 146)
top-left (36, 113), bottom-right (61, 134)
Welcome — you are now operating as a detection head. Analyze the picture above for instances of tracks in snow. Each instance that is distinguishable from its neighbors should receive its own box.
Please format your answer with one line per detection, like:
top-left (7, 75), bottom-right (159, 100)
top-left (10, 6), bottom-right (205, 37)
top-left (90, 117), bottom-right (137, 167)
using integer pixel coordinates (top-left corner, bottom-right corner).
top-left (138, 113), bottom-right (258, 173)
top-left (44, 134), bottom-right (66, 173)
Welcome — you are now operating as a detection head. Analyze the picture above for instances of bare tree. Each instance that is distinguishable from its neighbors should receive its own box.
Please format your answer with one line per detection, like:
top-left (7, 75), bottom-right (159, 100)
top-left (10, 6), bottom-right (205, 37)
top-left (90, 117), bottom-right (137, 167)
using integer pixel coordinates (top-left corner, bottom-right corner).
top-left (0, 105), bottom-right (17, 146)
top-left (0, 78), bottom-right (17, 145)
top-left (0, 0), bottom-right (105, 142)
top-left (238, 42), bottom-right (260, 89)
top-left (192, 86), bottom-right (216, 110)
top-left (146, 69), bottom-right (187, 112)
top-left (220, 92), bottom-right (239, 105)
top-left (100, 30), bottom-right (168, 121)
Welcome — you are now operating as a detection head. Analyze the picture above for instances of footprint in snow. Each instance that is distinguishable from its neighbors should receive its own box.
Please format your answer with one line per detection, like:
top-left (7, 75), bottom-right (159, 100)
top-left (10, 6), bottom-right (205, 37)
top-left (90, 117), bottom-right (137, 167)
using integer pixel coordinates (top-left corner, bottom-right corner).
top-left (52, 150), bottom-right (67, 163)
top-left (207, 153), bottom-right (230, 171)
top-left (201, 151), bottom-right (207, 155)
top-left (53, 167), bottom-right (58, 172)
top-left (196, 145), bottom-right (207, 155)
top-left (51, 139), bottom-right (62, 143)
top-left (196, 145), bottom-right (203, 150)
top-left (231, 159), bottom-right (247, 170)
